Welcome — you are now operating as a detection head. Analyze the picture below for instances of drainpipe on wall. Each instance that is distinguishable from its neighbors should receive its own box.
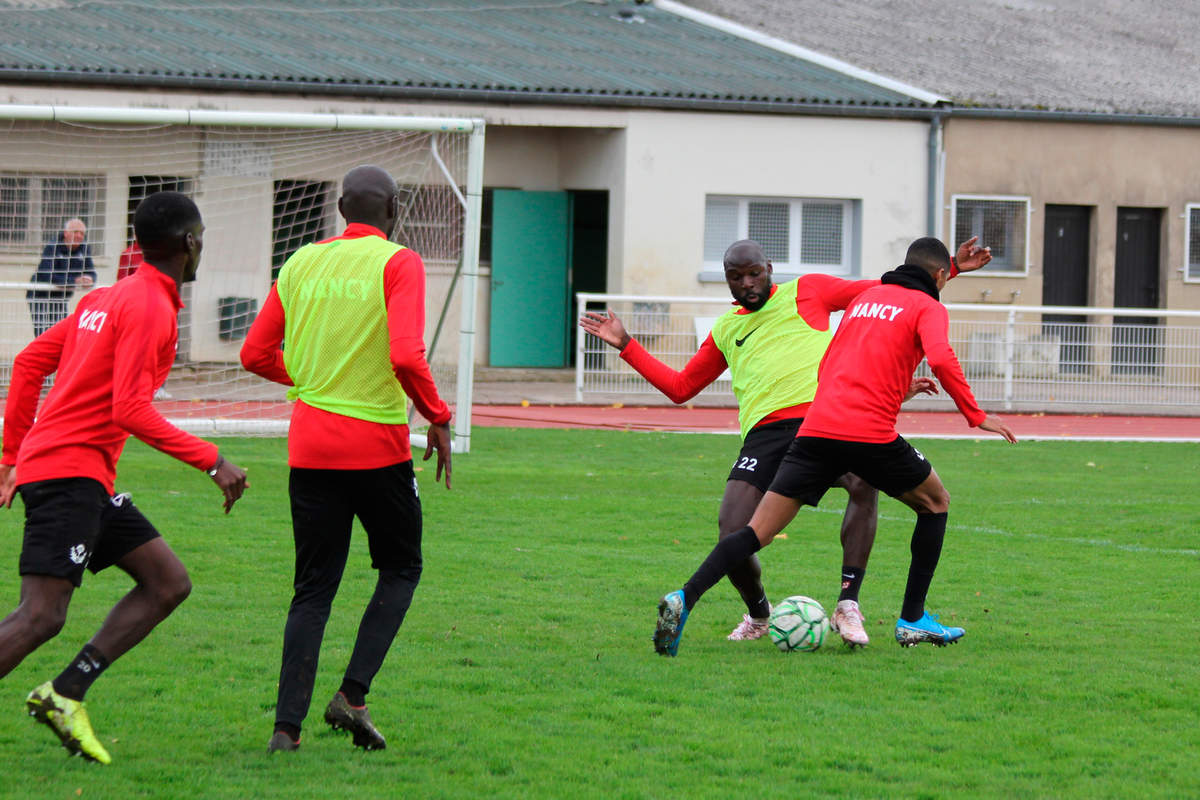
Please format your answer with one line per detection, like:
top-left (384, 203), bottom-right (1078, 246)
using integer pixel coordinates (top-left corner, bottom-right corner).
top-left (927, 110), bottom-right (945, 239)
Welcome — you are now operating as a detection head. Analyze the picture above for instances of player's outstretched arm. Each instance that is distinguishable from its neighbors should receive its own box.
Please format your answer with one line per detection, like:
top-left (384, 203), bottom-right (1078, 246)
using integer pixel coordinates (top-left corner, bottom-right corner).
top-left (584, 309), bottom-right (724, 403)
top-left (954, 236), bottom-right (993, 273)
top-left (424, 422), bottom-right (452, 489)
top-left (208, 454), bottom-right (249, 514)
top-left (579, 310), bottom-right (631, 351)
top-left (978, 415), bottom-right (1017, 443)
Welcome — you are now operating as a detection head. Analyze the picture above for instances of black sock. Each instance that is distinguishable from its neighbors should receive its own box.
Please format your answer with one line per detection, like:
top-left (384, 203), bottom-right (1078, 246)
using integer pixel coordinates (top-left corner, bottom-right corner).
top-left (52, 644), bottom-right (109, 702)
top-left (682, 526), bottom-right (762, 611)
top-left (275, 722), bottom-right (301, 742)
top-left (748, 593), bottom-right (771, 619)
top-left (838, 566), bottom-right (866, 603)
top-left (339, 679), bottom-right (367, 707)
top-left (900, 512), bottom-right (948, 622)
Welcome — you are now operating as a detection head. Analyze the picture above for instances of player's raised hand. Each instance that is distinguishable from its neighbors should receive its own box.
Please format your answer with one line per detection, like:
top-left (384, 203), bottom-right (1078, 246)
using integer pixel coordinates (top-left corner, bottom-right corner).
top-left (579, 310), bottom-right (631, 350)
top-left (0, 464), bottom-right (17, 509)
top-left (425, 421), bottom-right (452, 489)
top-left (954, 236), bottom-right (992, 273)
top-left (904, 376), bottom-right (939, 402)
top-left (208, 455), bottom-right (249, 513)
top-left (978, 415), bottom-right (1017, 443)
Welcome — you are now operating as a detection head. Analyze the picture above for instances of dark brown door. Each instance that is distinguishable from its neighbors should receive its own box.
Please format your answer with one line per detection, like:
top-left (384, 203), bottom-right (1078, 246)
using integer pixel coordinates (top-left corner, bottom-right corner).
top-left (1112, 207), bottom-right (1162, 373)
top-left (1042, 205), bottom-right (1091, 373)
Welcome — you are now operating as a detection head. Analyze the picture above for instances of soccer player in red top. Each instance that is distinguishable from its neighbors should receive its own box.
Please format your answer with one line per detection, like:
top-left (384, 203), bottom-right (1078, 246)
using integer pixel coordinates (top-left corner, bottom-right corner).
top-left (241, 164), bottom-right (452, 753)
top-left (653, 236), bottom-right (1016, 656)
top-left (0, 192), bottom-right (249, 761)
top-left (116, 241), bottom-right (143, 281)
top-left (582, 237), bottom-right (989, 647)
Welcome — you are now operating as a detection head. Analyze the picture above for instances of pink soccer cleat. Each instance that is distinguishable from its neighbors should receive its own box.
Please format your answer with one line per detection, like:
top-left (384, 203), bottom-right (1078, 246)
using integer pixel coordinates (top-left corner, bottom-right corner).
top-left (831, 599), bottom-right (870, 648)
top-left (727, 613), bottom-right (770, 641)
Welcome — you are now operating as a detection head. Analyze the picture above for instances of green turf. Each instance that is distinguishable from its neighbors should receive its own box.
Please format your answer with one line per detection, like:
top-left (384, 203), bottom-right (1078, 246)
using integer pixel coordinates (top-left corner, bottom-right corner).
top-left (0, 429), bottom-right (1196, 799)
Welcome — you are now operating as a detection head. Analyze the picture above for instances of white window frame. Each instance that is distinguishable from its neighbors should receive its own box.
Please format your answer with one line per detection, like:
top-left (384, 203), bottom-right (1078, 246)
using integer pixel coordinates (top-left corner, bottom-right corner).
top-left (1185, 203), bottom-right (1200, 284)
top-left (949, 194), bottom-right (1031, 276)
top-left (0, 173), bottom-right (106, 255)
top-left (701, 195), bottom-right (855, 280)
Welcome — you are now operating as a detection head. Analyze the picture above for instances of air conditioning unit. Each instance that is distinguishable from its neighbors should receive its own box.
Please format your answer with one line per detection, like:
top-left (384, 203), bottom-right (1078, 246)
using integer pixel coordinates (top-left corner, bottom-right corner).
top-left (965, 333), bottom-right (1002, 377)
top-left (1015, 334), bottom-right (1060, 378)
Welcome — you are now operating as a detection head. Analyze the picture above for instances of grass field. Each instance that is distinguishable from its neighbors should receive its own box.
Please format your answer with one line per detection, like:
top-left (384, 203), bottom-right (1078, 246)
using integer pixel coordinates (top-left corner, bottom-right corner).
top-left (0, 428), bottom-right (1197, 799)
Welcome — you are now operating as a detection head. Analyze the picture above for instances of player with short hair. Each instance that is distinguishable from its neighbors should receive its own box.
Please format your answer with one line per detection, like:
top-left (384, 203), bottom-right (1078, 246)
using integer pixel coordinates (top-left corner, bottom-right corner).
top-left (582, 237), bottom-right (990, 647)
top-left (0, 191), bottom-right (249, 762)
top-left (241, 164), bottom-right (452, 753)
top-left (653, 236), bottom-right (1016, 656)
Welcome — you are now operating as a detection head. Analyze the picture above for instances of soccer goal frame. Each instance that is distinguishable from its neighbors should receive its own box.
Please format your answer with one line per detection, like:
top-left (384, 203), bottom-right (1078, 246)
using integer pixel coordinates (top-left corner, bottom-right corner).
top-left (0, 104), bottom-right (485, 453)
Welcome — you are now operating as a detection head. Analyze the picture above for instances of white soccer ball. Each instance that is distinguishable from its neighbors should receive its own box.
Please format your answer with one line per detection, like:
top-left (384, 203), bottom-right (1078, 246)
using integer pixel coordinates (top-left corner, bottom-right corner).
top-left (768, 595), bottom-right (831, 652)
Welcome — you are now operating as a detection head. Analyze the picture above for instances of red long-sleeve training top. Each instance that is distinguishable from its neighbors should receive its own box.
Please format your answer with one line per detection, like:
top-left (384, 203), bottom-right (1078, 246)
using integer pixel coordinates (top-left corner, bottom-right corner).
top-left (2, 264), bottom-right (218, 493)
top-left (619, 275), bottom-right (880, 429)
top-left (239, 224), bottom-right (451, 469)
top-left (800, 281), bottom-right (986, 443)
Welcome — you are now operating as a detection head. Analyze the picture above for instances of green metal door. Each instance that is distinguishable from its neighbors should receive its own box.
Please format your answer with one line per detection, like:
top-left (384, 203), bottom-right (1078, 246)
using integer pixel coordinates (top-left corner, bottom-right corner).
top-left (489, 189), bottom-right (570, 367)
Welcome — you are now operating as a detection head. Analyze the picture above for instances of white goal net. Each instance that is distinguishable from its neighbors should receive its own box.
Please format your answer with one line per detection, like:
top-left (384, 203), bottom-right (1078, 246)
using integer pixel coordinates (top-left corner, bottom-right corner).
top-left (0, 106), bottom-right (484, 450)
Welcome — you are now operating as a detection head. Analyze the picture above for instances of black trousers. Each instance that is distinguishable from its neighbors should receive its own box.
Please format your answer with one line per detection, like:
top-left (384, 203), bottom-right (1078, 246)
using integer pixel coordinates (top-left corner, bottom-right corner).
top-left (28, 298), bottom-right (69, 337)
top-left (275, 462), bottom-right (423, 729)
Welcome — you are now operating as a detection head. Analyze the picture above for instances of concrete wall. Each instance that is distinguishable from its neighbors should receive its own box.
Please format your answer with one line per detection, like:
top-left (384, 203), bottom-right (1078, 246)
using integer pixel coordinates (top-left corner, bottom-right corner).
top-left (940, 117), bottom-right (1200, 312)
top-left (617, 111), bottom-right (928, 297)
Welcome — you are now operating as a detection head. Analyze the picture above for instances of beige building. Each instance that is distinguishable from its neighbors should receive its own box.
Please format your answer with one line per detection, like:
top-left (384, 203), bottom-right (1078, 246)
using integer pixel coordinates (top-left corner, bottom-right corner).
top-left (0, 1), bottom-right (946, 373)
top-left (691, 0), bottom-right (1200, 316)
top-left (939, 118), bottom-right (1200, 313)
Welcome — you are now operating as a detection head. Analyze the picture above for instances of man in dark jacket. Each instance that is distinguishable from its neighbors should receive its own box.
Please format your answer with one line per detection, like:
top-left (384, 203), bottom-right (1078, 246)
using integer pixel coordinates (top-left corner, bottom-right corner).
top-left (27, 218), bottom-right (97, 336)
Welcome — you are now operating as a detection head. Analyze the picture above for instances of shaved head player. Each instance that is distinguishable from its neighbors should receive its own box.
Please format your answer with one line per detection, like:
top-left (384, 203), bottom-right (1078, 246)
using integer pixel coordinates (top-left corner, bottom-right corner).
top-left (242, 164), bottom-right (452, 753)
top-left (582, 236), bottom-right (992, 648)
top-left (654, 237), bottom-right (1016, 657)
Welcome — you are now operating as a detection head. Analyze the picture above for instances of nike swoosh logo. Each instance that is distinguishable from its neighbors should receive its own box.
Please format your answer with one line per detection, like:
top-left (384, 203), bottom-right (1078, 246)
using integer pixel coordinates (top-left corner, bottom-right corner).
top-left (735, 326), bottom-right (761, 347)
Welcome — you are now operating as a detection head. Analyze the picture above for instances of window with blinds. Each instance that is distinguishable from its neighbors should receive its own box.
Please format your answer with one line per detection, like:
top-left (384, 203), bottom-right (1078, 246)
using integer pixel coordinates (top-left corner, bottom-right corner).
top-left (0, 173), bottom-right (106, 253)
top-left (951, 195), bottom-right (1030, 274)
top-left (704, 195), bottom-right (854, 275)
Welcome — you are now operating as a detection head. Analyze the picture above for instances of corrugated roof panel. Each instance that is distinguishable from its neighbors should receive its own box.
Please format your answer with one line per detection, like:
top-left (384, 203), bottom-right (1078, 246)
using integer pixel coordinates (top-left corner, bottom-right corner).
top-left (0, 0), bottom-right (933, 108)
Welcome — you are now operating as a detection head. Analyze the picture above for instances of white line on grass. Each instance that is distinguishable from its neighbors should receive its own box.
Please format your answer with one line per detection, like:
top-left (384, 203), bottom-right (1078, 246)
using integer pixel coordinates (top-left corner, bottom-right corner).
top-left (649, 430), bottom-right (1200, 443)
top-left (804, 506), bottom-right (1200, 557)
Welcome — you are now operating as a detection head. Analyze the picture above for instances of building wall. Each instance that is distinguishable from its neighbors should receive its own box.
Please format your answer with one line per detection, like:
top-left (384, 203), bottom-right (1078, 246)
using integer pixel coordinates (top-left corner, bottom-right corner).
top-left (941, 117), bottom-right (1200, 311)
top-left (0, 86), bottom-right (937, 370)
top-left (618, 111), bottom-right (929, 297)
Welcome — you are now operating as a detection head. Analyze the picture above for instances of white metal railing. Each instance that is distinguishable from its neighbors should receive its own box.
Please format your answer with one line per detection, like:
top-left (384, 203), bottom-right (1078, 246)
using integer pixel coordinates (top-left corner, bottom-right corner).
top-left (575, 293), bottom-right (1200, 415)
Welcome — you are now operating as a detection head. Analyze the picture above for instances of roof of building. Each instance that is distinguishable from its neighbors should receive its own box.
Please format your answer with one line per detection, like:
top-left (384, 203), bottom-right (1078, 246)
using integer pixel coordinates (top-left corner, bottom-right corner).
top-left (0, 0), bottom-right (937, 112)
top-left (682, 0), bottom-right (1200, 119)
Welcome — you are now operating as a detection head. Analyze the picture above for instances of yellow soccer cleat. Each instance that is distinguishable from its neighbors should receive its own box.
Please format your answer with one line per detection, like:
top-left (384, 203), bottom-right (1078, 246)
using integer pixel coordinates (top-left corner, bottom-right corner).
top-left (26, 681), bottom-right (112, 765)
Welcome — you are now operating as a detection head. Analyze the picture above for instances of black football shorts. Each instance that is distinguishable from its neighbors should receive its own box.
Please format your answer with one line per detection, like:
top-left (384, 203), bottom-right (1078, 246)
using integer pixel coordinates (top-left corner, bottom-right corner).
top-left (768, 434), bottom-right (933, 505)
top-left (727, 417), bottom-right (804, 493)
top-left (18, 478), bottom-right (161, 587)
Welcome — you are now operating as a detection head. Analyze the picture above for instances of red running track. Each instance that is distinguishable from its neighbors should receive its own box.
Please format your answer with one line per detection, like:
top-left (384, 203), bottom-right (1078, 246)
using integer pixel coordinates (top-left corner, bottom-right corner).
top-left (149, 399), bottom-right (1200, 441)
top-left (469, 404), bottom-right (1200, 441)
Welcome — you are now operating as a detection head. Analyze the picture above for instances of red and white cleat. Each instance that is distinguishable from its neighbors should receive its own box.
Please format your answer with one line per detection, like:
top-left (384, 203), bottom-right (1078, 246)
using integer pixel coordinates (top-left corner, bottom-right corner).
top-left (831, 599), bottom-right (870, 648)
top-left (727, 613), bottom-right (770, 641)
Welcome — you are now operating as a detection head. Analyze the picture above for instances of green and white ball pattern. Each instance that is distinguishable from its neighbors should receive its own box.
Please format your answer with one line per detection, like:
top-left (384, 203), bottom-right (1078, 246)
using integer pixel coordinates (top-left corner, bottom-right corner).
top-left (768, 595), bottom-right (830, 652)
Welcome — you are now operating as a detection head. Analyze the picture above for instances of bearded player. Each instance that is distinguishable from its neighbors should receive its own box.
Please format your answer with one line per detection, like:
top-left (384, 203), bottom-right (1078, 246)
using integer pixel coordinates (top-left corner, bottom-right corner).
top-left (582, 236), bottom-right (991, 648)
top-left (653, 236), bottom-right (1015, 657)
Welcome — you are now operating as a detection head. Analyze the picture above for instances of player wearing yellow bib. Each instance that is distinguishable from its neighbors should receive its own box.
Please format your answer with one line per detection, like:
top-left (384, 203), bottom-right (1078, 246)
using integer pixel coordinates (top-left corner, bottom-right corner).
top-left (580, 237), bottom-right (990, 648)
top-left (242, 165), bottom-right (452, 752)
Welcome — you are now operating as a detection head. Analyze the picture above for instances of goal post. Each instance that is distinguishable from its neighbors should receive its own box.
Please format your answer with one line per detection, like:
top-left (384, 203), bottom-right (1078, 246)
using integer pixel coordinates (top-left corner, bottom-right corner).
top-left (0, 104), bottom-right (484, 452)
